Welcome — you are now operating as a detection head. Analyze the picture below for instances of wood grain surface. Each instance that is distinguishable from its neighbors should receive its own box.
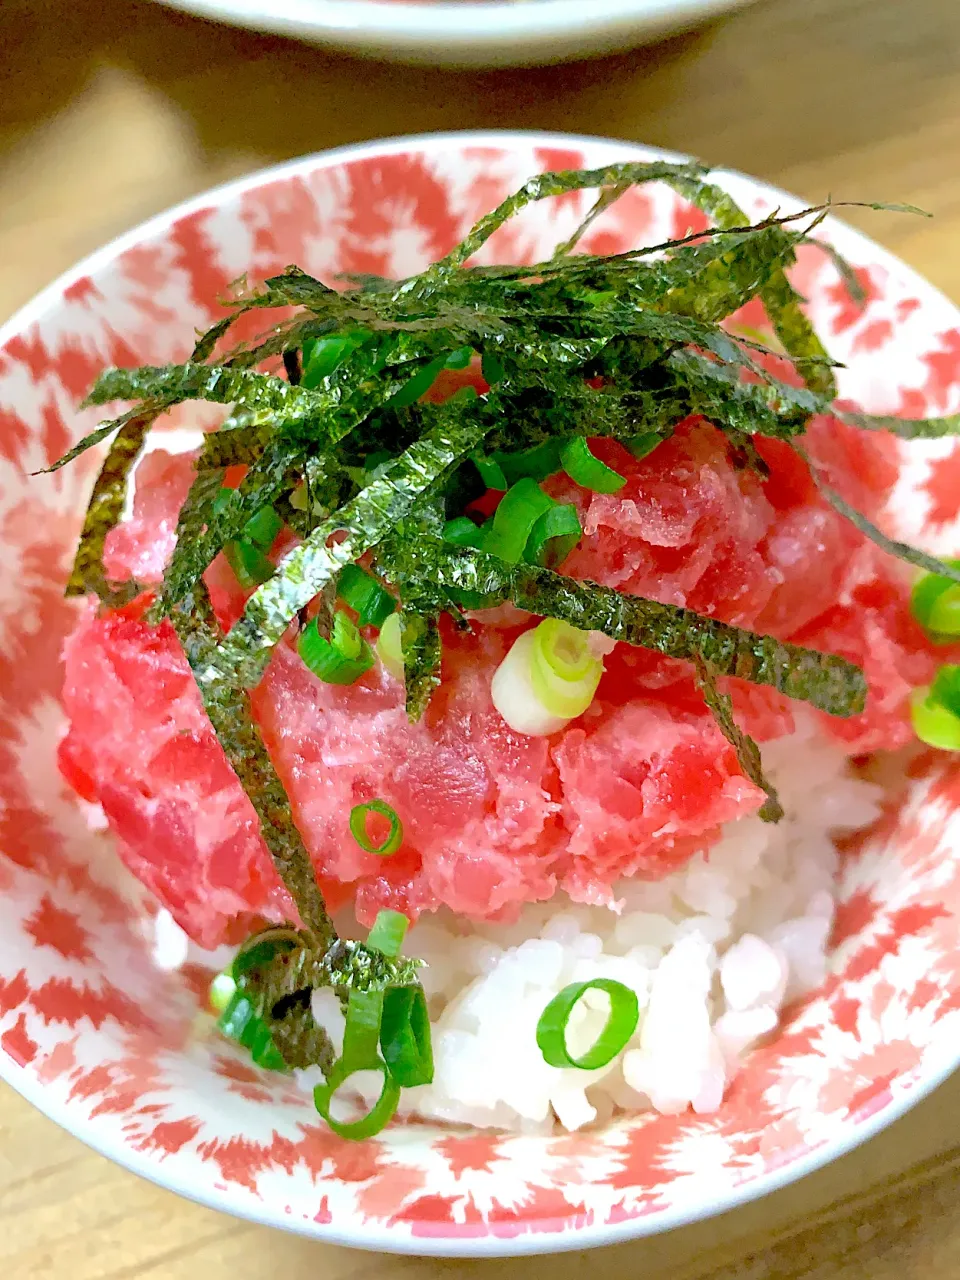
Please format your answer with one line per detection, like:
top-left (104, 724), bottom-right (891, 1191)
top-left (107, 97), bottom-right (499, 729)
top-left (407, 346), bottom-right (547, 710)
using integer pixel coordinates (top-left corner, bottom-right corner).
top-left (3, 0), bottom-right (960, 1274)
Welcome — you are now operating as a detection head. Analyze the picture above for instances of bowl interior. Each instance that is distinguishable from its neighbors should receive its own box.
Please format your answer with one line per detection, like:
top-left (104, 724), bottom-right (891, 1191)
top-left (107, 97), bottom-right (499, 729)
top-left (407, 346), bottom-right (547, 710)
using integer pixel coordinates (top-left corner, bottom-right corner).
top-left (2, 134), bottom-right (960, 1255)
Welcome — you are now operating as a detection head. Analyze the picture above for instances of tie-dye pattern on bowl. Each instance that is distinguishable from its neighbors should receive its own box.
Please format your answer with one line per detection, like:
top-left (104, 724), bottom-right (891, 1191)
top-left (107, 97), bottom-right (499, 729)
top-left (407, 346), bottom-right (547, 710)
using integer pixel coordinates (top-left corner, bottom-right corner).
top-left (1, 132), bottom-right (960, 1257)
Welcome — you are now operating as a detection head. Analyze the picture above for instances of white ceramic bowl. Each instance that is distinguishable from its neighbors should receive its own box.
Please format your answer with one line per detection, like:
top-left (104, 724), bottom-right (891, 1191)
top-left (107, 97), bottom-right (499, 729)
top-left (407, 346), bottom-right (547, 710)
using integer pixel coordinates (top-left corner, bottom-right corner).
top-left (2, 131), bottom-right (960, 1257)
top-left (154, 0), bottom-right (757, 66)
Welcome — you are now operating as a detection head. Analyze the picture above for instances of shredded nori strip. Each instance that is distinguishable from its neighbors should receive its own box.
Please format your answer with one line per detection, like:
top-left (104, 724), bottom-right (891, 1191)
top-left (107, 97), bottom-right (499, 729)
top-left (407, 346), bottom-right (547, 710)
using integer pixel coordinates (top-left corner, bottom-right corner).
top-left (65, 411), bottom-right (155, 600)
top-left (169, 585), bottom-right (335, 946)
top-left (399, 606), bottom-right (443, 722)
top-left (694, 656), bottom-right (783, 822)
top-left (378, 536), bottom-right (867, 719)
top-left (50, 160), bottom-right (957, 1090)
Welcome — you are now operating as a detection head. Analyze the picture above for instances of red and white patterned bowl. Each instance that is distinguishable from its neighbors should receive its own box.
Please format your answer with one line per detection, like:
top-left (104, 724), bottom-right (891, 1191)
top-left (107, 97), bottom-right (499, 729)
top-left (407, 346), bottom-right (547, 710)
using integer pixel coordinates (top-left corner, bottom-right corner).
top-left (153, 0), bottom-right (756, 67)
top-left (2, 131), bottom-right (960, 1257)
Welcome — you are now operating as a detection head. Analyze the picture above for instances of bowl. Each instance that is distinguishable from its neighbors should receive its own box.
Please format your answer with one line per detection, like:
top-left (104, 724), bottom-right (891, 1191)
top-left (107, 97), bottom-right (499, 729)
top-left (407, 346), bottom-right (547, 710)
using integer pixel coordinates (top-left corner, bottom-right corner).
top-left (152, 0), bottom-right (757, 67)
top-left (2, 130), bottom-right (960, 1257)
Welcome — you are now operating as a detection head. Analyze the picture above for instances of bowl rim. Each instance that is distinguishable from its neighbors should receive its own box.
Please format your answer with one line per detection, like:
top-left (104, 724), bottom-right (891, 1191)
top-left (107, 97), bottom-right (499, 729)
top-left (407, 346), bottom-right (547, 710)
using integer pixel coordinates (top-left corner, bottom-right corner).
top-left (151, 0), bottom-right (749, 61)
top-left (2, 128), bottom-right (959, 1257)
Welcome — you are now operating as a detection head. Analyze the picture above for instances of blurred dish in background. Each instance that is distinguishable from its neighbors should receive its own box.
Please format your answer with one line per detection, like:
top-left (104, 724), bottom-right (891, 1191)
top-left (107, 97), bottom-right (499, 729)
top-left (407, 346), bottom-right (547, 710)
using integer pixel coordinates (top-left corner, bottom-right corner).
top-left (152, 0), bottom-right (758, 66)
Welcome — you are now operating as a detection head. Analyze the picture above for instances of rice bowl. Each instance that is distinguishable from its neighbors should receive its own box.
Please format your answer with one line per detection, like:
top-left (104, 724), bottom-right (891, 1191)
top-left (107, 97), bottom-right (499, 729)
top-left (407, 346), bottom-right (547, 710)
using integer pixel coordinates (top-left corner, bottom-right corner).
top-left (2, 132), bottom-right (960, 1255)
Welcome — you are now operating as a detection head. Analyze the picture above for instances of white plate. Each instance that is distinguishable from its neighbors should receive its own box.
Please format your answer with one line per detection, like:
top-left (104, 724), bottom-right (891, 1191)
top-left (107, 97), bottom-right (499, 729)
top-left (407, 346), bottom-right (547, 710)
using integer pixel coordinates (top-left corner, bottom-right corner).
top-left (154, 0), bottom-right (756, 67)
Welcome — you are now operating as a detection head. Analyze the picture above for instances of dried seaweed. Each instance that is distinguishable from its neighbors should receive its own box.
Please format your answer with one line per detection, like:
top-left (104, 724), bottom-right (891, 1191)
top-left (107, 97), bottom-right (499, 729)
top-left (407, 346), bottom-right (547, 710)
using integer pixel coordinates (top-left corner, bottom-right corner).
top-left (168, 586), bottom-right (335, 946)
top-left (268, 1002), bottom-right (335, 1074)
top-left (839, 406), bottom-right (960, 440)
top-left (238, 935), bottom-right (422, 1010)
top-left (378, 536), bottom-right (867, 719)
top-left (694, 656), bottom-right (783, 821)
top-left (65, 412), bottom-right (154, 598)
top-left (399, 607), bottom-right (443, 722)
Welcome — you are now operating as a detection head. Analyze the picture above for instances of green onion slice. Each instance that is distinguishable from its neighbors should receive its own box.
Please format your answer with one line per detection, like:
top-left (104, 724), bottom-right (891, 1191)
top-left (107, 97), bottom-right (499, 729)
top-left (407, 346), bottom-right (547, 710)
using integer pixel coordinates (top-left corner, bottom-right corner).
top-left (338, 562), bottom-right (397, 628)
top-left (445, 346), bottom-right (474, 369)
top-left (224, 539), bottom-right (276, 591)
top-left (218, 989), bottom-right (256, 1042)
top-left (625, 432), bottom-right (663, 460)
top-left (342, 988), bottom-right (386, 1073)
top-left (313, 1058), bottom-right (401, 1141)
top-left (529, 618), bottom-right (604, 719)
top-left (536, 979), bottom-right (640, 1070)
top-left (931, 664), bottom-right (960, 719)
top-left (493, 440), bottom-right (562, 486)
top-left (231, 928), bottom-right (299, 982)
top-left (559, 437), bottom-right (627, 493)
top-left (243, 504), bottom-right (284, 552)
top-left (376, 611), bottom-right (405, 680)
top-left (212, 489), bottom-right (283, 552)
top-left (301, 331), bottom-right (370, 387)
top-left (911, 559), bottom-right (960, 638)
top-left (443, 516), bottom-right (484, 548)
top-left (366, 909), bottom-right (410, 958)
top-left (387, 353), bottom-right (450, 408)
top-left (299, 612), bottom-right (375, 685)
top-left (349, 799), bottom-right (403, 856)
top-left (209, 972), bottom-right (237, 1013)
top-left (928, 584), bottom-right (960, 637)
top-left (474, 454), bottom-right (508, 491)
top-left (911, 686), bottom-right (960, 751)
top-left (525, 503), bottom-right (582, 569)
top-left (217, 990), bottom-right (287, 1071)
top-left (380, 986), bottom-right (434, 1088)
top-left (482, 478), bottom-right (555, 564)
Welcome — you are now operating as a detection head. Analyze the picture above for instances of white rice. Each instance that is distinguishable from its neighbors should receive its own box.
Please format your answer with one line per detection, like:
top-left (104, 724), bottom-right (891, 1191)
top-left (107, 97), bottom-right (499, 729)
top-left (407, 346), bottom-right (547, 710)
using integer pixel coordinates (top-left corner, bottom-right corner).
top-left (299, 716), bottom-right (883, 1133)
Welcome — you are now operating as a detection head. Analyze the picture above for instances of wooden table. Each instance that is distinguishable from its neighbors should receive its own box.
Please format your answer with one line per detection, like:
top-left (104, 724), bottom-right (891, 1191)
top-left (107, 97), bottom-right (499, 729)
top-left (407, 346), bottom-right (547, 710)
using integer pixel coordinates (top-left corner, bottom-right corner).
top-left (3, 0), bottom-right (960, 1273)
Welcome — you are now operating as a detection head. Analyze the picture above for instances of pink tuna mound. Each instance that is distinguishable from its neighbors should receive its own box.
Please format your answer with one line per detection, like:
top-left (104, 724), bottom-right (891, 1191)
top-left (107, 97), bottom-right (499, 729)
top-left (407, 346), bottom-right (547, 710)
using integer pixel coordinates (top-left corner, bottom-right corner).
top-left (59, 415), bottom-right (943, 947)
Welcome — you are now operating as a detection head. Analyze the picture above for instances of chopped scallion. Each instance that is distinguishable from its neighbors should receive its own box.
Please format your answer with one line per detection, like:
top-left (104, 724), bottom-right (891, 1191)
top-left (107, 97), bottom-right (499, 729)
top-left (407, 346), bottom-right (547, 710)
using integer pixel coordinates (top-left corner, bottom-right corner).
top-left (376, 611), bottom-right (405, 681)
top-left (931, 664), bottom-right (960, 720)
top-left (387, 354), bottom-right (450, 408)
top-left (911, 686), bottom-right (960, 751)
top-left (559, 437), bottom-right (627, 493)
top-left (442, 516), bottom-right (484, 548)
top-left (380, 986), bottom-right (434, 1087)
top-left (530, 618), bottom-right (604, 720)
top-left (301, 331), bottom-right (369, 387)
top-left (209, 972), bottom-right (237, 1013)
top-left (911, 560), bottom-right (960, 638)
top-left (341, 988), bottom-right (386, 1073)
top-left (525, 502), bottom-right (582, 569)
top-left (217, 989), bottom-right (287, 1071)
top-left (536, 979), bottom-right (640, 1069)
top-left (474, 454), bottom-right (508, 491)
top-left (625, 432), bottom-right (663, 460)
top-left (243, 504), bottom-right (284, 551)
top-left (338, 563), bottom-right (397, 628)
top-left (299, 612), bottom-right (375, 685)
top-left (492, 440), bottom-right (562, 486)
top-left (313, 1058), bottom-right (401, 1140)
top-left (366, 909), bottom-right (410, 959)
top-left (445, 346), bottom-right (474, 369)
top-left (349, 799), bottom-right (403, 856)
top-left (224, 538), bottom-right (276, 591)
top-left (482, 478), bottom-right (555, 564)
